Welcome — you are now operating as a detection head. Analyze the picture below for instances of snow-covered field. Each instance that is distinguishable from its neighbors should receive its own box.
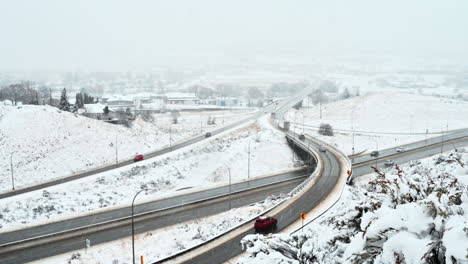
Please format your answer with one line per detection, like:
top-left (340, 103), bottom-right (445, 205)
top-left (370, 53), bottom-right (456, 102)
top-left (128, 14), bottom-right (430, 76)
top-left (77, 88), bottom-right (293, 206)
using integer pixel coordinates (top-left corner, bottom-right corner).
top-left (28, 195), bottom-right (286, 264)
top-left (0, 104), bottom-right (254, 192)
top-left (288, 92), bottom-right (468, 155)
top-left (239, 148), bottom-right (468, 263)
top-left (0, 115), bottom-right (297, 231)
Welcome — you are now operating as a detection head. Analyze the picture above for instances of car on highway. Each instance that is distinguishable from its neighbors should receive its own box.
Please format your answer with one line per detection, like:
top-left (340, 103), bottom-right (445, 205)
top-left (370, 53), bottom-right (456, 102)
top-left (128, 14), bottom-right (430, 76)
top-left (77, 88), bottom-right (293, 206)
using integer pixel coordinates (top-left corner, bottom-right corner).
top-left (396, 147), bottom-right (406, 153)
top-left (384, 160), bottom-right (394, 167)
top-left (133, 154), bottom-right (144, 162)
top-left (370, 151), bottom-right (379, 157)
top-left (254, 216), bottom-right (277, 232)
top-left (205, 132), bottom-right (212, 137)
top-left (298, 134), bottom-right (305, 140)
top-left (319, 146), bottom-right (326, 152)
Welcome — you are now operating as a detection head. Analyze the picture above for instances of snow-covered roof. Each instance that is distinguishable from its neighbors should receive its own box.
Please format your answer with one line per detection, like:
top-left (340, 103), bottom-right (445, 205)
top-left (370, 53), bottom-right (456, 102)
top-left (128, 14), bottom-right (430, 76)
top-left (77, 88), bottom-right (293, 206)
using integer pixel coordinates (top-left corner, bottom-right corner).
top-left (165, 92), bottom-right (198, 100)
top-left (83, 103), bottom-right (106, 114)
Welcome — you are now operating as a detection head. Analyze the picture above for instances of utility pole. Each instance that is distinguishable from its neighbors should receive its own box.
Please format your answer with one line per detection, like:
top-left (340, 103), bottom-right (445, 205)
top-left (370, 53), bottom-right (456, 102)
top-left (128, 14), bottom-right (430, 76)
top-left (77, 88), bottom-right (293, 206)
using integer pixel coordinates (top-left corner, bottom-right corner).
top-left (10, 153), bottom-right (15, 190)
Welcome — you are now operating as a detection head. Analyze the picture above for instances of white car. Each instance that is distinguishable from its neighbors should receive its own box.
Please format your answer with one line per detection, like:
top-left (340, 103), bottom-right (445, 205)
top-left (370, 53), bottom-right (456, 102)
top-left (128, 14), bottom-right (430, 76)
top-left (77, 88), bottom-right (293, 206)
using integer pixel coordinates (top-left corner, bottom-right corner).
top-left (395, 147), bottom-right (406, 153)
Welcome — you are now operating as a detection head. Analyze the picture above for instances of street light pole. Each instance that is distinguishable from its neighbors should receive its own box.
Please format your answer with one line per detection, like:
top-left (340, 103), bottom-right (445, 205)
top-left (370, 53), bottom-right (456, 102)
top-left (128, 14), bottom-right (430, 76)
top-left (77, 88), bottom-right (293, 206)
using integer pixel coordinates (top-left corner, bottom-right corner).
top-left (228, 168), bottom-right (232, 210)
top-left (441, 128), bottom-right (444, 154)
top-left (248, 139), bottom-right (252, 182)
top-left (302, 113), bottom-right (305, 134)
top-left (115, 135), bottom-right (118, 164)
top-left (374, 138), bottom-right (379, 168)
top-left (131, 188), bottom-right (151, 264)
top-left (10, 153), bottom-right (15, 190)
top-left (169, 126), bottom-right (172, 147)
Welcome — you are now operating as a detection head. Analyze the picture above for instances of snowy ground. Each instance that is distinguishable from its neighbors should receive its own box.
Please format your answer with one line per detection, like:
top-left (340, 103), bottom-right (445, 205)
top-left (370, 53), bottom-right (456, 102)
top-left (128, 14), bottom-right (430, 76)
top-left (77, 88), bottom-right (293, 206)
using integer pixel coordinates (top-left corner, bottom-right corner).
top-left (0, 104), bottom-right (254, 192)
top-left (0, 115), bottom-right (297, 231)
top-left (28, 195), bottom-right (286, 264)
top-left (239, 148), bottom-right (468, 264)
top-left (287, 92), bottom-right (468, 155)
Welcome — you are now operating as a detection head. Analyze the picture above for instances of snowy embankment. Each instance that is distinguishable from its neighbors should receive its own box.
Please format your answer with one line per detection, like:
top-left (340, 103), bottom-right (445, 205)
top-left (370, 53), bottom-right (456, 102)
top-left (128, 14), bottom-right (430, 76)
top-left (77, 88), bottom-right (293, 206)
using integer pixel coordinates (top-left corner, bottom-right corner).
top-left (29, 196), bottom-right (286, 264)
top-left (288, 92), bottom-right (468, 155)
top-left (239, 149), bottom-right (468, 264)
top-left (0, 115), bottom-right (297, 231)
top-left (0, 104), bottom-right (253, 192)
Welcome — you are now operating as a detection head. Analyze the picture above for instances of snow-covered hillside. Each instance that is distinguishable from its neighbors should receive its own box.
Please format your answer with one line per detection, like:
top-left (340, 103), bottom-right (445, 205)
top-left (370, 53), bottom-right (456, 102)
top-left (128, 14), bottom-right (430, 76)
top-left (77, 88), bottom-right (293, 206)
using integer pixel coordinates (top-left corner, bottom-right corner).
top-left (239, 149), bottom-right (468, 263)
top-left (0, 104), bottom-right (253, 192)
top-left (289, 92), bottom-right (468, 154)
top-left (0, 116), bottom-right (297, 231)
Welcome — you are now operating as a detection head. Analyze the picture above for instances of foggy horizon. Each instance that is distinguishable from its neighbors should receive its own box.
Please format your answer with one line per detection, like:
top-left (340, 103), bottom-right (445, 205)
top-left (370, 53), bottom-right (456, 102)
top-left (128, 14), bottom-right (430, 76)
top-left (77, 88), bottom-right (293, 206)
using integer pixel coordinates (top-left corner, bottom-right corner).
top-left (1, 0), bottom-right (467, 71)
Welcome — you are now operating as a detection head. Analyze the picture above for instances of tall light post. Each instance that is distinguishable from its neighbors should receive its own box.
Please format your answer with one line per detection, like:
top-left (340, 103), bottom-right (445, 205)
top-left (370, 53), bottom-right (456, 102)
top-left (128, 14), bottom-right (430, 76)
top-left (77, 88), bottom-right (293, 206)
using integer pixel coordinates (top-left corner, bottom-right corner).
top-left (351, 108), bottom-right (355, 155)
top-left (10, 153), bottom-right (15, 190)
top-left (302, 112), bottom-right (305, 134)
top-left (228, 168), bottom-right (232, 210)
top-left (372, 137), bottom-right (379, 168)
top-left (169, 125), bottom-right (172, 147)
top-left (247, 139), bottom-right (252, 182)
top-left (115, 135), bottom-right (118, 164)
top-left (131, 188), bottom-right (155, 264)
top-left (409, 114), bottom-right (413, 134)
top-left (441, 127), bottom-right (444, 154)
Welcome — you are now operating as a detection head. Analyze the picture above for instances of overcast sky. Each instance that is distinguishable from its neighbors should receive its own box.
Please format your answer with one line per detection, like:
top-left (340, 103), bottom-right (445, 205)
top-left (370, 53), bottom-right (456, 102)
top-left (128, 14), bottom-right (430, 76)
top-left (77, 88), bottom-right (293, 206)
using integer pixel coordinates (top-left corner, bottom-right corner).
top-left (1, 0), bottom-right (467, 70)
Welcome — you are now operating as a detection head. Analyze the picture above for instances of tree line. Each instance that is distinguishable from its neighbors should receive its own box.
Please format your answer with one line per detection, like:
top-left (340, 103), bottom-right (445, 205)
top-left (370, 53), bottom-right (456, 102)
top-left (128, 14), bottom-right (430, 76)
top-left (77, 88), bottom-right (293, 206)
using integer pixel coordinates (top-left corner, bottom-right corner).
top-left (0, 82), bottom-right (95, 112)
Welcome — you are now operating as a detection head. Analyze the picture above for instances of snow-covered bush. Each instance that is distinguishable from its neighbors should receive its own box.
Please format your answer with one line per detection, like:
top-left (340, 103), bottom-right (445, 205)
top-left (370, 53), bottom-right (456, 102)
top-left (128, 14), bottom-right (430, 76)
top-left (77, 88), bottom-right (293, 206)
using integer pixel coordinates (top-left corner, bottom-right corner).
top-left (240, 150), bottom-right (468, 264)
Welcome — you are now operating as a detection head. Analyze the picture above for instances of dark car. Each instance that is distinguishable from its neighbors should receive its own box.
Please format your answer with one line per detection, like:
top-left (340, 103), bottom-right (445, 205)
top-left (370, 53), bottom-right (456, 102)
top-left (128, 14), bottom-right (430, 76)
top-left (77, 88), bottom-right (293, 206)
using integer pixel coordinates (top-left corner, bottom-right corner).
top-left (133, 154), bottom-right (144, 162)
top-left (254, 216), bottom-right (277, 232)
top-left (205, 132), bottom-right (212, 137)
top-left (370, 151), bottom-right (379, 157)
top-left (298, 134), bottom-right (305, 140)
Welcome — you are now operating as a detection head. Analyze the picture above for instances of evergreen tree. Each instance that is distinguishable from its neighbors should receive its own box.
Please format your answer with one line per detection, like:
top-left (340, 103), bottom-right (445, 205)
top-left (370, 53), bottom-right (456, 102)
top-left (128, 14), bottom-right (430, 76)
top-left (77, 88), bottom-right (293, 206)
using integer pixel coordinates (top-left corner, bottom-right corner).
top-left (82, 93), bottom-right (94, 104)
top-left (75, 93), bottom-right (84, 108)
top-left (59, 88), bottom-right (70, 111)
top-left (342, 88), bottom-right (350, 99)
top-left (103, 106), bottom-right (110, 115)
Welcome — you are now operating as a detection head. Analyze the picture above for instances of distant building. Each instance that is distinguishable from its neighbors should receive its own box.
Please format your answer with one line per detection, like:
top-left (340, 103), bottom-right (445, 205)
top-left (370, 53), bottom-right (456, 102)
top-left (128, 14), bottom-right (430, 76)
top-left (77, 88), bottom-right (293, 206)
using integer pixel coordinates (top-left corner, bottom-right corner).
top-left (216, 97), bottom-right (238, 107)
top-left (165, 92), bottom-right (199, 105)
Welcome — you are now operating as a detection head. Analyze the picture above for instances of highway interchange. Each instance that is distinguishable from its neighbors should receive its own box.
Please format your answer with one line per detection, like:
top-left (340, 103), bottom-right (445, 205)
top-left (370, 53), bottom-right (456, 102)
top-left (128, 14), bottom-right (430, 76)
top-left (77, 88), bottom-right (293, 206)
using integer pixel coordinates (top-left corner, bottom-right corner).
top-left (1, 88), bottom-right (467, 264)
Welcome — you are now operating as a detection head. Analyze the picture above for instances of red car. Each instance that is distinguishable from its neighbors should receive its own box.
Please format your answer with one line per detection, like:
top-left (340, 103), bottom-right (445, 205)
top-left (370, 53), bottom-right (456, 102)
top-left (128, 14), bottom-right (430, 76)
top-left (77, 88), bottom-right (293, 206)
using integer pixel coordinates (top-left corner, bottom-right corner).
top-left (254, 216), bottom-right (277, 232)
top-left (133, 154), bottom-right (144, 162)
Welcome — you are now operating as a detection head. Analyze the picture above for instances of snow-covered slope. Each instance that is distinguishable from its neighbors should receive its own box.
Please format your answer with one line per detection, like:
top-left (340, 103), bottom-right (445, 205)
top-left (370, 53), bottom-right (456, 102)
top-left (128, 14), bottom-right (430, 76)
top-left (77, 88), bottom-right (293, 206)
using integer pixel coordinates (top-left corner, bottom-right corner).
top-left (289, 92), bottom-right (468, 154)
top-left (239, 149), bottom-right (468, 263)
top-left (0, 116), bottom-right (297, 231)
top-left (0, 104), bottom-right (252, 192)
